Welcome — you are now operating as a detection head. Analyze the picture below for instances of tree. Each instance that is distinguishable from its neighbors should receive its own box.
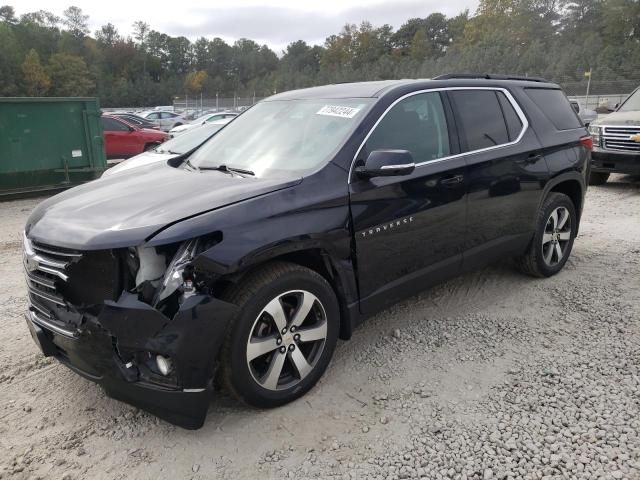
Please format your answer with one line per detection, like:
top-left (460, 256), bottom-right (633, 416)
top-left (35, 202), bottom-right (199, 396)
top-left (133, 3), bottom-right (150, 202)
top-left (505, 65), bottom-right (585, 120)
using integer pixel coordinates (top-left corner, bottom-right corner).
top-left (95, 23), bottom-right (120, 47)
top-left (184, 70), bottom-right (208, 94)
top-left (47, 53), bottom-right (94, 96)
top-left (63, 6), bottom-right (89, 37)
top-left (22, 49), bottom-right (50, 95)
top-left (0, 4), bottom-right (16, 23)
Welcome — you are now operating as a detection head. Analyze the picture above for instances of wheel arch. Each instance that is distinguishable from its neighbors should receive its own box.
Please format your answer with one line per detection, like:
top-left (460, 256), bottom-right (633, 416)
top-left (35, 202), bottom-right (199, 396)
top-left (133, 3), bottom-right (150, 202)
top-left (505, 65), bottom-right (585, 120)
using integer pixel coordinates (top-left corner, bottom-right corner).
top-left (541, 173), bottom-right (585, 233)
top-left (205, 247), bottom-right (358, 341)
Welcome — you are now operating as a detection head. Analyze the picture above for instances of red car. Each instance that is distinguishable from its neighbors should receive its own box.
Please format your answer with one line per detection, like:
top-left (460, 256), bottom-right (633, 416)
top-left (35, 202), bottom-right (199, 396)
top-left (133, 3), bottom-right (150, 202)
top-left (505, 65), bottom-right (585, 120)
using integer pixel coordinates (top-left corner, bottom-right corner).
top-left (101, 115), bottom-right (168, 159)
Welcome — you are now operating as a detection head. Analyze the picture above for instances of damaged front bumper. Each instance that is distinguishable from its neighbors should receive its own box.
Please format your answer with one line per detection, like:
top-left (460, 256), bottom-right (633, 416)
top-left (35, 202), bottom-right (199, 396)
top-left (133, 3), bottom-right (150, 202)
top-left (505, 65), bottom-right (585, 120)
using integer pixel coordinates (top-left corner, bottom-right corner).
top-left (25, 292), bottom-right (237, 429)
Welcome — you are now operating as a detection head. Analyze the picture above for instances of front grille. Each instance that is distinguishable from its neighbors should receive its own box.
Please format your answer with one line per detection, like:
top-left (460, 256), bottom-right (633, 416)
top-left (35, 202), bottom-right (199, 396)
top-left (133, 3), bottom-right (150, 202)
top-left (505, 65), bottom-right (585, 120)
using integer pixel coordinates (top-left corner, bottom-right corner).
top-left (24, 239), bottom-right (82, 308)
top-left (602, 125), bottom-right (640, 152)
top-left (23, 235), bottom-right (122, 331)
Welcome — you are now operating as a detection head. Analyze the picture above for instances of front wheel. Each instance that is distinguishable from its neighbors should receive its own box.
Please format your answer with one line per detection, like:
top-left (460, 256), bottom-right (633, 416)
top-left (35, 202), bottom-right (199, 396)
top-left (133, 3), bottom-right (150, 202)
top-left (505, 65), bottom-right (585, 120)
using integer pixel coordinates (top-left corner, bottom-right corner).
top-left (219, 262), bottom-right (339, 408)
top-left (517, 192), bottom-right (577, 278)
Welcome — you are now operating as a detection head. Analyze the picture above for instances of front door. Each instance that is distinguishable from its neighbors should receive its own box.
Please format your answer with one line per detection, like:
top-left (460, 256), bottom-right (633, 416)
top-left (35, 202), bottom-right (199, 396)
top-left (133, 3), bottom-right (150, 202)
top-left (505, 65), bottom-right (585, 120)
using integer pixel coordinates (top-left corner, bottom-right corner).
top-left (349, 91), bottom-right (468, 314)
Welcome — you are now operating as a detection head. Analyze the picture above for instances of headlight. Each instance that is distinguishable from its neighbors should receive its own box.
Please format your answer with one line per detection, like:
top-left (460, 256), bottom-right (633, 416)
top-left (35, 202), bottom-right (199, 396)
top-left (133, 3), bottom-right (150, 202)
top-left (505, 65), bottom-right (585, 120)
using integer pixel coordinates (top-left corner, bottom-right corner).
top-left (153, 238), bottom-right (199, 305)
top-left (588, 125), bottom-right (601, 146)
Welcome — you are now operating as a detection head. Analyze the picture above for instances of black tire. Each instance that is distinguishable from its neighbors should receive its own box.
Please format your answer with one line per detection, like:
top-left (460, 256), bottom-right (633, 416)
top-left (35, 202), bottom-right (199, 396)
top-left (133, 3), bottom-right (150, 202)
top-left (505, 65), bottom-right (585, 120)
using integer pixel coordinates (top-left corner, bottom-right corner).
top-left (516, 192), bottom-right (577, 278)
top-left (219, 262), bottom-right (339, 408)
top-left (589, 171), bottom-right (610, 185)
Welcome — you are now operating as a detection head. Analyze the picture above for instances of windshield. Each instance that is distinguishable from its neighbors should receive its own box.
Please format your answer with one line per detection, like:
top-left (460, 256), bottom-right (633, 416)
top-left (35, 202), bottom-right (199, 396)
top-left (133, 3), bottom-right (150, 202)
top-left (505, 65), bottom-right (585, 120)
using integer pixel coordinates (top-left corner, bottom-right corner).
top-left (619, 89), bottom-right (640, 112)
top-left (155, 123), bottom-right (225, 155)
top-left (188, 98), bottom-right (373, 177)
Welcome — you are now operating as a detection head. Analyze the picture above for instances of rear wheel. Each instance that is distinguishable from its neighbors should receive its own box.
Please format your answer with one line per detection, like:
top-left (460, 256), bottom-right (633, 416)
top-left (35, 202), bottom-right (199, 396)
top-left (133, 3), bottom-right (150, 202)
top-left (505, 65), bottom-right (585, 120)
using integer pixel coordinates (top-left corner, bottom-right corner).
top-left (589, 171), bottom-right (610, 185)
top-left (517, 192), bottom-right (577, 278)
top-left (220, 262), bottom-right (339, 408)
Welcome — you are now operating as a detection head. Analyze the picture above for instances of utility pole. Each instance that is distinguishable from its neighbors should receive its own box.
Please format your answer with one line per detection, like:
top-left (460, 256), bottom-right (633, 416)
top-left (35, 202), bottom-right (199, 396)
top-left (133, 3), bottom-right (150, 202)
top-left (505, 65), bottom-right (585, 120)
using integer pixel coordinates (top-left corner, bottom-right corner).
top-left (585, 69), bottom-right (592, 110)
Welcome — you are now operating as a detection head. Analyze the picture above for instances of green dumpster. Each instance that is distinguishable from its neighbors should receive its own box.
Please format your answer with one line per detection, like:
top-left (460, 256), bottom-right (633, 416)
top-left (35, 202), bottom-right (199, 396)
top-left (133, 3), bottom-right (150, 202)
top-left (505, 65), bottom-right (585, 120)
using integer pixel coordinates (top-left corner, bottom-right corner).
top-left (0, 97), bottom-right (105, 196)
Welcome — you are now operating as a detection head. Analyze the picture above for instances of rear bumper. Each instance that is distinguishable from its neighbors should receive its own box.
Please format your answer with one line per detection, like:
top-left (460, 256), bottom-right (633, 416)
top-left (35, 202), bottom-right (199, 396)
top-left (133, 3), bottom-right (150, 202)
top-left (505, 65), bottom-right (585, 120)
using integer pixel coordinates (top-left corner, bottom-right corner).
top-left (592, 148), bottom-right (640, 175)
top-left (25, 293), bottom-right (238, 429)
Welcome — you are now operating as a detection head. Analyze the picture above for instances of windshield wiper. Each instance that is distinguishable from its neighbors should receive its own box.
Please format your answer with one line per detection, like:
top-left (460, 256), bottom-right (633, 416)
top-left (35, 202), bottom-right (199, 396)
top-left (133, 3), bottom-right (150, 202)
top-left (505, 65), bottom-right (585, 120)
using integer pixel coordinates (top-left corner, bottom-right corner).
top-left (197, 164), bottom-right (255, 176)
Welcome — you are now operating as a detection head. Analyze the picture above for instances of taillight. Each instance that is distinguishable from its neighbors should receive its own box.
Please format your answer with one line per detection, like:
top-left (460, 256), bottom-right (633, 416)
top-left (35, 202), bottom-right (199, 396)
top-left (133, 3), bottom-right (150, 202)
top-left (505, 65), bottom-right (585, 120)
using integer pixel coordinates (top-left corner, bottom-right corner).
top-left (580, 136), bottom-right (593, 151)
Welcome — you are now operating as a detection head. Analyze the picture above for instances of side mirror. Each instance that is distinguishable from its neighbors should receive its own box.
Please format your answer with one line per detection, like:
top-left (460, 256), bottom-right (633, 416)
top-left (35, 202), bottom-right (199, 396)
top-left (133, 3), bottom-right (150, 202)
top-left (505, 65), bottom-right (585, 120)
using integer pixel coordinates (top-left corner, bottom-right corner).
top-left (355, 150), bottom-right (415, 179)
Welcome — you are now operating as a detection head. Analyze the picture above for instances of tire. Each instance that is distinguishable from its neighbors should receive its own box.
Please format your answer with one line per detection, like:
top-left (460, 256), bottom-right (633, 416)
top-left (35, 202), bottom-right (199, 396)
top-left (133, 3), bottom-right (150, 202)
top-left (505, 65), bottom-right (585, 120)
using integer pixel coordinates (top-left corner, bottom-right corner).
top-left (143, 143), bottom-right (158, 152)
top-left (589, 171), bottom-right (610, 185)
top-left (219, 262), bottom-right (339, 408)
top-left (517, 192), bottom-right (577, 278)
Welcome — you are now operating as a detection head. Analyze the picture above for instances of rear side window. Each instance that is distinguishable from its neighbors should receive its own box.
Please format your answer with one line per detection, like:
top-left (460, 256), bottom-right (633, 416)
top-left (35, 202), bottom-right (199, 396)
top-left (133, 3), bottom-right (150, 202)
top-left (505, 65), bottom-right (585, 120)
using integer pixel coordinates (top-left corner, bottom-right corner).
top-left (365, 91), bottom-right (450, 163)
top-left (497, 92), bottom-right (523, 141)
top-left (450, 90), bottom-right (510, 151)
top-left (524, 88), bottom-right (582, 130)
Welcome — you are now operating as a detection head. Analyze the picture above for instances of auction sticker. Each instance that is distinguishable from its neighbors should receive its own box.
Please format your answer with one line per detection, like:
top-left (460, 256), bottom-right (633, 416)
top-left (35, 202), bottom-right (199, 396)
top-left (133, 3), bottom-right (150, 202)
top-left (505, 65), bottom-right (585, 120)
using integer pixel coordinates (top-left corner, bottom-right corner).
top-left (316, 105), bottom-right (361, 119)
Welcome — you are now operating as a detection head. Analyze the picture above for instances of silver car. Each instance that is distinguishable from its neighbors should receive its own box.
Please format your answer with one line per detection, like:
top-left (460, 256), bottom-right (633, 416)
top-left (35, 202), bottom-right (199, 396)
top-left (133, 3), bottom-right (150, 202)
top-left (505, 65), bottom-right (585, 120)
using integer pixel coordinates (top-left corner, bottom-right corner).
top-left (140, 110), bottom-right (186, 132)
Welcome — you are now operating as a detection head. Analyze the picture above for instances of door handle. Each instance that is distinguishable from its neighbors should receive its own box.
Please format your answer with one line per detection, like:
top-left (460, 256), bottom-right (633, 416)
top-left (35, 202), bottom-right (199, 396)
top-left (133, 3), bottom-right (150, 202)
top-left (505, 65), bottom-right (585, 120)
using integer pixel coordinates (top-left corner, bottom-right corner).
top-left (522, 153), bottom-right (543, 165)
top-left (440, 174), bottom-right (464, 186)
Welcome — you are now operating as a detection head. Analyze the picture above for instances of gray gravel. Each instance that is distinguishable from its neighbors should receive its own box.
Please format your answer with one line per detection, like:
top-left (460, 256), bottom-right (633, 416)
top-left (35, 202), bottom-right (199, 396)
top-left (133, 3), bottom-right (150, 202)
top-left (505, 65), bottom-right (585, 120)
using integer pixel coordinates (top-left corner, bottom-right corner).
top-left (0, 175), bottom-right (638, 479)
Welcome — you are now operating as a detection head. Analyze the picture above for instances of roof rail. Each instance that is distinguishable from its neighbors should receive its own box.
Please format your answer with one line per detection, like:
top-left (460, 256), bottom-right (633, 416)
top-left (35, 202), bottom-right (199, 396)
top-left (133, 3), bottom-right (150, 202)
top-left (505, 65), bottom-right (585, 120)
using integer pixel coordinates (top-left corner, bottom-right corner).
top-left (433, 73), bottom-right (549, 83)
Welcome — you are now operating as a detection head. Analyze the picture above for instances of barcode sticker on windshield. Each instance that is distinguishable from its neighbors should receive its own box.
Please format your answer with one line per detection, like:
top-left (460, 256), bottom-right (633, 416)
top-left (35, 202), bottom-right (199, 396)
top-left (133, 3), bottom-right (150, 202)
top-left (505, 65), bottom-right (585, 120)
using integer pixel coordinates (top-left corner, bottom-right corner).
top-left (316, 105), bottom-right (361, 119)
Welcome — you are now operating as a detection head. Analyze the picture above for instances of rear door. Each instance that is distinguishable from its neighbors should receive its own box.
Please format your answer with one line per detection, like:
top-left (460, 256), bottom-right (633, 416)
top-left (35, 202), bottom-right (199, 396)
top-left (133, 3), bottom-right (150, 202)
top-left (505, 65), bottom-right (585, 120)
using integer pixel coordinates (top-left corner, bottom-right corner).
top-left (350, 91), bottom-right (467, 314)
top-left (447, 88), bottom-right (547, 270)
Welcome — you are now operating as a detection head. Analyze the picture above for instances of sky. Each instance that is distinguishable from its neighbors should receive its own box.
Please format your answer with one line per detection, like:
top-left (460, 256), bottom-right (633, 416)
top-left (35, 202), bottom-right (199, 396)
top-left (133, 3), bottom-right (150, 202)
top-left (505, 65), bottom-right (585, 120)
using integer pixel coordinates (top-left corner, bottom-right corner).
top-left (13, 0), bottom-right (479, 53)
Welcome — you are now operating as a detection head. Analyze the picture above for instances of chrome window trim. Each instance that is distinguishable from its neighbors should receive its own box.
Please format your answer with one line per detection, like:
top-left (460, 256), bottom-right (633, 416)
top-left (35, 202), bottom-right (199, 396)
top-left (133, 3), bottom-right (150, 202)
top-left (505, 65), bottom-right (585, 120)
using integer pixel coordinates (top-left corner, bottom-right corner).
top-left (348, 87), bottom-right (529, 183)
top-left (380, 163), bottom-right (415, 170)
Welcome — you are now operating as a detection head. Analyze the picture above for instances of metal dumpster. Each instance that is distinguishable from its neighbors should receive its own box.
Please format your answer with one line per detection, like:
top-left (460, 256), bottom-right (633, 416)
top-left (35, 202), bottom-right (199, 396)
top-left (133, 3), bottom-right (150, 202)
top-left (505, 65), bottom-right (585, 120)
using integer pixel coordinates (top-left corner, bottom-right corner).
top-left (0, 97), bottom-right (105, 196)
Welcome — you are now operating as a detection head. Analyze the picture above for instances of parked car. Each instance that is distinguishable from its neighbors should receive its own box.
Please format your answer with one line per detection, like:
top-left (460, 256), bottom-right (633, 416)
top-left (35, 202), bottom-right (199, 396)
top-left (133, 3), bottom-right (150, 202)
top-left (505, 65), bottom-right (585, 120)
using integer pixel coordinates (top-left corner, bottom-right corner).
top-left (587, 85), bottom-right (640, 184)
top-left (101, 115), bottom-right (168, 159)
top-left (110, 112), bottom-right (160, 130)
top-left (569, 100), bottom-right (598, 126)
top-left (139, 110), bottom-right (186, 132)
top-left (169, 113), bottom-right (237, 136)
top-left (23, 75), bottom-right (590, 429)
top-left (103, 121), bottom-right (230, 177)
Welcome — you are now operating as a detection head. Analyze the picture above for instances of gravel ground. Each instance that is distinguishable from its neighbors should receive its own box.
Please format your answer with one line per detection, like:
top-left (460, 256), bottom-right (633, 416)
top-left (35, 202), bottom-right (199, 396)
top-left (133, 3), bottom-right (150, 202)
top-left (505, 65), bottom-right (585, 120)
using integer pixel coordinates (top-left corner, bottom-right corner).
top-left (0, 175), bottom-right (638, 480)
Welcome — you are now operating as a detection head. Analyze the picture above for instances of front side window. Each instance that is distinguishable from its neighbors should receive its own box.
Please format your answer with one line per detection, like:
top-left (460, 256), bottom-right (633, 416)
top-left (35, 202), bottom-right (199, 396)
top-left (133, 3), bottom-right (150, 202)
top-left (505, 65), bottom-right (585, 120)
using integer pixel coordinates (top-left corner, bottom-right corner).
top-left (188, 98), bottom-right (373, 177)
top-left (364, 92), bottom-right (450, 163)
top-left (146, 112), bottom-right (160, 120)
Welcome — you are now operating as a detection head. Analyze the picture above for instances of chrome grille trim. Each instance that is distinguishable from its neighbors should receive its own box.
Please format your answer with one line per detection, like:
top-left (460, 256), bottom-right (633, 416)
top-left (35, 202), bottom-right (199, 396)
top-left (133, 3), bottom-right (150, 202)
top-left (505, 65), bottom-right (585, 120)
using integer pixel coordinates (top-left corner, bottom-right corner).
top-left (23, 233), bottom-right (79, 283)
top-left (601, 125), bottom-right (640, 152)
top-left (27, 309), bottom-right (78, 338)
top-left (31, 243), bottom-right (82, 258)
top-left (24, 269), bottom-right (56, 289)
top-left (28, 287), bottom-right (66, 307)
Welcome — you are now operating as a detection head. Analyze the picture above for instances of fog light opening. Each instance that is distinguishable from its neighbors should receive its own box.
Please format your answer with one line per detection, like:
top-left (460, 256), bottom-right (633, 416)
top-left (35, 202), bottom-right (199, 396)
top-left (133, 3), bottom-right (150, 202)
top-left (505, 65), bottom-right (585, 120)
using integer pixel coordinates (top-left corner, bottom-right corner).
top-left (156, 355), bottom-right (173, 376)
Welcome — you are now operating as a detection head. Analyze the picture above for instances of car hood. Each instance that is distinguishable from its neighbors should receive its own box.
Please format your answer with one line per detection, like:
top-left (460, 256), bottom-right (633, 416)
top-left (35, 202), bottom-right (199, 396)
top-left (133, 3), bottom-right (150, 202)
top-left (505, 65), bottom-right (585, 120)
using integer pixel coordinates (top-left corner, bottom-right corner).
top-left (592, 111), bottom-right (640, 126)
top-left (102, 151), bottom-right (175, 177)
top-left (26, 162), bottom-right (301, 250)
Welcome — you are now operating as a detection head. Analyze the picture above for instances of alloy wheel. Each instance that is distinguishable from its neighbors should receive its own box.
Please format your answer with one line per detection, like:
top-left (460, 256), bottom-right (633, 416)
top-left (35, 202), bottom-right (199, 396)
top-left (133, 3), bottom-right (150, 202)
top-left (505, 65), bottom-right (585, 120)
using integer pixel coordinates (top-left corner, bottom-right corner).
top-left (246, 290), bottom-right (328, 391)
top-left (541, 206), bottom-right (572, 266)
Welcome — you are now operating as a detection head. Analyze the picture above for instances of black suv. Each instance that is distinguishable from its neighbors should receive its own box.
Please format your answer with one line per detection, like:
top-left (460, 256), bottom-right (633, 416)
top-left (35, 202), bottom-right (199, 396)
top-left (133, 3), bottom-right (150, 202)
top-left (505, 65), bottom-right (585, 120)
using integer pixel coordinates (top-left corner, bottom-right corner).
top-left (23, 75), bottom-right (591, 429)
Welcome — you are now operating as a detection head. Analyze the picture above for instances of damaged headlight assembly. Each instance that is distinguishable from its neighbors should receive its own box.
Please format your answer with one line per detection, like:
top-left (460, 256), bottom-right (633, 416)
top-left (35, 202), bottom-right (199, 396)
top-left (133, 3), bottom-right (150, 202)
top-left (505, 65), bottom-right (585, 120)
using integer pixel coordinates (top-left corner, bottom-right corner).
top-left (153, 238), bottom-right (200, 306)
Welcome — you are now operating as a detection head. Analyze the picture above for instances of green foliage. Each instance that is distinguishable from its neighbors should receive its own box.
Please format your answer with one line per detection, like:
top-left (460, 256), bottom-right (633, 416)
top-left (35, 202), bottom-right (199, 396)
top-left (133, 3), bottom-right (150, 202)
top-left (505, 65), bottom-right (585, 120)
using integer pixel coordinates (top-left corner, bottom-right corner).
top-left (47, 53), bottom-right (93, 96)
top-left (0, 1), bottom-right (638, 105)
top-left (21, 48), bottom-right (50, 95)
